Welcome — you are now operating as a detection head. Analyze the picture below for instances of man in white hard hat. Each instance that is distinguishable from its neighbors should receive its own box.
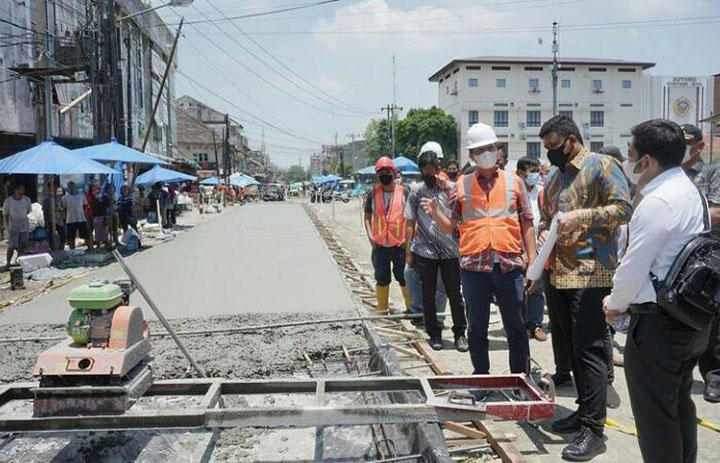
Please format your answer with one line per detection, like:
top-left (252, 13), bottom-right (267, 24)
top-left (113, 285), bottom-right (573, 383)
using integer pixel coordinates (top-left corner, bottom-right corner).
top-left (422, 123), bottom-right (536, 387)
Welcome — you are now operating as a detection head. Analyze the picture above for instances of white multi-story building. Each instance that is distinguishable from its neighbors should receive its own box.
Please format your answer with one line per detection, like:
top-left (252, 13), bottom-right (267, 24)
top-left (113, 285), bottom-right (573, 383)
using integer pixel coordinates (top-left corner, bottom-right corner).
top-left (429, 56), bottom-right (655, 164)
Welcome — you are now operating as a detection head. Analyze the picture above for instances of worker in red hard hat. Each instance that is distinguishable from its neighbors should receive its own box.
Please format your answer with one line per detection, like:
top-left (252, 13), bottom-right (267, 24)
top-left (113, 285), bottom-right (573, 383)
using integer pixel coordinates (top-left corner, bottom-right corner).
top-left (364, 157), bottom-right (412, 312)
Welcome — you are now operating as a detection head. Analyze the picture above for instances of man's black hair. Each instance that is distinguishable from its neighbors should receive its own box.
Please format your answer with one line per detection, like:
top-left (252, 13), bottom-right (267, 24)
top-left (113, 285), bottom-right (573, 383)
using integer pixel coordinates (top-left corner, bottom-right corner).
top-left (12, 183), bottom-right (23, 191)
top-left (539, 114), bottom-right (584, 145)
top-left (598, 146), bottom-right (624, 162)
top-left (447, 159), bottom-right (459, 168)
top-left (417, 151), bottom-right (439, 169)
top-left (517, 156), bottom-right (541, 171)
top-left (631, 119), bottom-right (685, 169)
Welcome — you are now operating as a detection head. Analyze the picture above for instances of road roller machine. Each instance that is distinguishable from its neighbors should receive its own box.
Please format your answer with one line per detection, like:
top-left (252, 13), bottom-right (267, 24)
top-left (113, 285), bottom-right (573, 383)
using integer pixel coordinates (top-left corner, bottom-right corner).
top-left (31, 279), bottom-right (152, 417)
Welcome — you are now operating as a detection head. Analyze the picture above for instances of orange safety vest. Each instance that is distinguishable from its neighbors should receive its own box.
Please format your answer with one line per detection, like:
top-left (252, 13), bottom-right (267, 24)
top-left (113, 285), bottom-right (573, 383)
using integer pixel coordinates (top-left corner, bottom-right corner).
top-left (371, 185), bottom-right (406, 247)
top-left (457, 169), bottom-right (522, 255)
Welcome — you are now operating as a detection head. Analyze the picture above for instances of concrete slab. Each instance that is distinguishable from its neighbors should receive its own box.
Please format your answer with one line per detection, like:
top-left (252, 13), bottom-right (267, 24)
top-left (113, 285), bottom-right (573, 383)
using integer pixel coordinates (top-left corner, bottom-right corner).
top-left (0, 203), bottom-right (355, 325)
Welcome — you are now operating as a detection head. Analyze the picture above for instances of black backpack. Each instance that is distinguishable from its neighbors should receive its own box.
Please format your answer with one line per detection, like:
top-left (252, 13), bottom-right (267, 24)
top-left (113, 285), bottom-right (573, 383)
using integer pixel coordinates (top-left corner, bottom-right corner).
top-left (652, 189), bottom-right (720, 330)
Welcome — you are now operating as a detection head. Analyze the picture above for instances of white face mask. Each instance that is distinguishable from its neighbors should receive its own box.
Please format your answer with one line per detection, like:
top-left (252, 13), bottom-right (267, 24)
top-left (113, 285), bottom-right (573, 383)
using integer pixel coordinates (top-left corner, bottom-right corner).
top-left (473, 151), bottom-right (497, 170)
top-left (623, 158), bottom-right (647, 185)
top-left (525, 172), bottom-right (541, 187)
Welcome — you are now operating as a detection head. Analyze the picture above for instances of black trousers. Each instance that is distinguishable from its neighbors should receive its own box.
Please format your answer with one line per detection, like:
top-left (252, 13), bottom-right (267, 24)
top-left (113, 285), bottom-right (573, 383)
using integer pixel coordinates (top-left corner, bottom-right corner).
top-left (544, 282), bottom-right (609, 435)
top-left (414, 254), bottom-right (467, 338)
top-left (698, 313), bottom-right (720, 381)
top-left (546, 272), bottom-right (615, 384)
top-left (371, 246), bottom-right (406, 286)
top-left (625, 307), bottom-right (711, 463)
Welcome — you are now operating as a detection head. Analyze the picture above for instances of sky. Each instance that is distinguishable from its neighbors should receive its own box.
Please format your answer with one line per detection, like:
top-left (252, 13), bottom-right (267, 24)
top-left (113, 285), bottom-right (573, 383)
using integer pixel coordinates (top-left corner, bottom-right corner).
top-left (157, 0), bottom-right (720, 168)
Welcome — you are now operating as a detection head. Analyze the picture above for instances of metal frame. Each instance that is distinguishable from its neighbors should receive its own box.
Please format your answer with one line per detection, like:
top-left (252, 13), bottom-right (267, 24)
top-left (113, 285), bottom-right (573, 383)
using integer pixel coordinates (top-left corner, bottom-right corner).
top-left (0, 375), bottom-right (553, 433)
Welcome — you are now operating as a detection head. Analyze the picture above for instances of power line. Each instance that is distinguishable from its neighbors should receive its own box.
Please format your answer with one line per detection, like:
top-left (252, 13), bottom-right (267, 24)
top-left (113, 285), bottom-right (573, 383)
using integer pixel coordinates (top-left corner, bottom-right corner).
top-left (177, 71), bottom-right (325, 146)
top-left (186, 3), bottom-right (368, 119)
top-left (203, 0), bottom-right (374, 115)
top-left (145, 0), bottom-right (352, 28)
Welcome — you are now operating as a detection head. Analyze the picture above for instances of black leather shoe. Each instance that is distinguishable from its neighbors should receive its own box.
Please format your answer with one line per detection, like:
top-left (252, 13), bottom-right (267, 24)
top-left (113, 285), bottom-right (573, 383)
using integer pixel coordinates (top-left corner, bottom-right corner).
top-left (552, 411), bottom-right (581, 434)
top-left (429, 334), bottom-right (443, 351)
top-left (562, 427), bottom-right (606, 461)
top-left (552, 372), bottom-right (574, 388)
top-left (705, 370), bottom-right (720, 403)
top-left (606, 383), bottom-right (621, 409)
top-left (454, 335), bottom-right (469, 352)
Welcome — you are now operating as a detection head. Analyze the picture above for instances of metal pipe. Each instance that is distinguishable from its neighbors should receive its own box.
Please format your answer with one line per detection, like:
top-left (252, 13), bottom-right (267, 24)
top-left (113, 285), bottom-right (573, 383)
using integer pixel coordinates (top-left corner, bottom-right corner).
top-left (111, 249), bottom-right (207, 378)
top-left (0, 312), bottom-right (440, 344)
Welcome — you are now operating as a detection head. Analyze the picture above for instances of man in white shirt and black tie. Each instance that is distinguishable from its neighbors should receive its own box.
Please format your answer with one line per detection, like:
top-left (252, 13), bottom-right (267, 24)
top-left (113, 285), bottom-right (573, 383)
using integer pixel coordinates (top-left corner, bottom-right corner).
top-left (604, 119), bottom-right (711, 463)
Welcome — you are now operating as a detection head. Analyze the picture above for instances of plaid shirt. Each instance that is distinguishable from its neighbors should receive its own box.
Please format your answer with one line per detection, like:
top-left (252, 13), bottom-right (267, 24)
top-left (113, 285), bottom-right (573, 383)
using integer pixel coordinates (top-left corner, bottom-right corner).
top-left (448, 169), bottom-right (534, 273)
top-left (539, 149), bottom-right (632, 289)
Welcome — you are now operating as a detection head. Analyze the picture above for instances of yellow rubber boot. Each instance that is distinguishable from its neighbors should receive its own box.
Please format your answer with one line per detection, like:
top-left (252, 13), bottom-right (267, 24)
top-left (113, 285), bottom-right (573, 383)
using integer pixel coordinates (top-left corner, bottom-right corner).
top-left (401, 285), bottom-right (412, 311)
top-left (376, 285), bottom-right (390, 313)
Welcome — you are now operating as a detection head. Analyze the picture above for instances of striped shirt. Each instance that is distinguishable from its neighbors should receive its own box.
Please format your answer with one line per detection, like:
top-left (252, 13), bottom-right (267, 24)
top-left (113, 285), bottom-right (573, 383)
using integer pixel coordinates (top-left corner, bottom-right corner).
top-left (404, 181), bottom-right (459, 260)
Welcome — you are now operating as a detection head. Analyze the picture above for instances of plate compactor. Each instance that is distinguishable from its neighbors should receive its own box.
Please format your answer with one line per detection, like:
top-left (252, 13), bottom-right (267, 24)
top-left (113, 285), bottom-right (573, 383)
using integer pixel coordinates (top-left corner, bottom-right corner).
top-left (31, 280), bottom-right (152, 417)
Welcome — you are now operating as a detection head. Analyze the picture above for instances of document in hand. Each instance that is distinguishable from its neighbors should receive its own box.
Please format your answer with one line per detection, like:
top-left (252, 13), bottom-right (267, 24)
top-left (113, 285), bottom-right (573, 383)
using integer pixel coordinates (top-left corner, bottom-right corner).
top-left (526, 212), bottom-right (564, 281)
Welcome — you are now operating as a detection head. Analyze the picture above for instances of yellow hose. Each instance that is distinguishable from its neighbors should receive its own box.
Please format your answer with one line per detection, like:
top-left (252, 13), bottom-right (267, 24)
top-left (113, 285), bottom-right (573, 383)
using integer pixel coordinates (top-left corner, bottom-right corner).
top-left (698, 418), bottom-right (720, 433)
top-left (605, 418), bottom-right (637, 436)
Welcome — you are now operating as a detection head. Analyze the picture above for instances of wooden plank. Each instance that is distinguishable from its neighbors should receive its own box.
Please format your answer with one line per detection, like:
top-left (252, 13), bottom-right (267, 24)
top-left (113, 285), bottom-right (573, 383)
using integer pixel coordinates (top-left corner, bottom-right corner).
top-left (441, 421), bottom-right (487, 439)
top-left (388, 343), bottom-right (424, 359)
top-left (375, 326), bottom-right (419, 339)
top-left (200, 382), bottom-right (223, 409)
top-left (411, 340), bottom-right (452, 376)
top-left (473, 420), bottom-right (527, 463)
top-left (315, 380), bottom-right (326, 405)
top-left (445, 438), bottom-right (488, 448)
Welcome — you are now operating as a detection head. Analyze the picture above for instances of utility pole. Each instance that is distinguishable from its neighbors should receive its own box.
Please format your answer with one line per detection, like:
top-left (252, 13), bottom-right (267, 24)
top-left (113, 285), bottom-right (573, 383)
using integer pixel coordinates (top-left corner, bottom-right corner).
top-left (334, 132), bottom-right (345, 177)
top-left (551, 21), bottom-right (559, 117)
top-left (124, 30), bottom-right (133, 147)
top-left (212, 130), bottom-right (220, 176)
top-left (224, 113), bottom-right (230, 184)
top-left (346, 133), bottom-right (362, 171)
top-left (107, 0), bottom-right (124, 144)
top-left (381, 104), bottom-right (403, 158)
top-left (42, 0), bottom-right (54, 140)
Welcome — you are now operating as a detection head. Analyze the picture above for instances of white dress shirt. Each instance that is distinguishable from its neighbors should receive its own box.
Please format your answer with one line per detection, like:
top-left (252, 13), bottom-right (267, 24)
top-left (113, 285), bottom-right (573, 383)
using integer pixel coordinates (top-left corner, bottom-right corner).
top-left (527, 185), bottom-right (542, 232)
top-left (607, 167), bottom-right (705, 312)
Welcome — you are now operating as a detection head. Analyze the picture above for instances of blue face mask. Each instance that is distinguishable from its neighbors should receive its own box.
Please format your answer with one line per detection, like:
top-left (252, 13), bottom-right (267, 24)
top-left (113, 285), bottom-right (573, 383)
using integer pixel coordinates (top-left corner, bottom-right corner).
top-left (525, 172), bottom-right (541, 187)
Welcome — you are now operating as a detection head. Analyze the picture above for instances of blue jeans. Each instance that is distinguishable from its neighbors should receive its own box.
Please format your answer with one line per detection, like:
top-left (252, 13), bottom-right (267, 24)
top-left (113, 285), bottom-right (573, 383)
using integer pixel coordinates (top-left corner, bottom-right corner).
top-left (524, 276), bottom-right (545, 329)
top-left (461, 266), bottom-right (530, 374)
top-left (404, 265), bottom-right (447, 319)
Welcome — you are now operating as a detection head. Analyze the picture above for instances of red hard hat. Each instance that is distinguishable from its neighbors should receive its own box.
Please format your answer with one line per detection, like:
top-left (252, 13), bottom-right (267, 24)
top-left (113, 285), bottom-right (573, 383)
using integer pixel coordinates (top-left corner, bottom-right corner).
top-left (375, 156), bottom-right (395, 172)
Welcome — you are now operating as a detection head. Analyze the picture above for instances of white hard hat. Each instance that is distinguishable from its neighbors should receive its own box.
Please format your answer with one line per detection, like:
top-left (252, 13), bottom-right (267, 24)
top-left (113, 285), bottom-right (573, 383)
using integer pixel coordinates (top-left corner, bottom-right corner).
top-left (419, 141), bottom-right (443, 159)
top-left (467, 122), bottom-right (498, 150)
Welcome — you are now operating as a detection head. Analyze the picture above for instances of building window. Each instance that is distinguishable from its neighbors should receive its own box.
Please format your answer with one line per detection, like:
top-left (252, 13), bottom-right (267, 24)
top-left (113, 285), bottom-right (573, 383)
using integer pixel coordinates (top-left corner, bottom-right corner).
top-left (592, 80), bottom-right (603, 92)
top-left (590, 111), bottom-right (604, 127)
top-left (526, 110), bottom-right (541, 127)
top-left (590, 142), bottom-right (605, 152)
top-left (469, 78), bottom-right (478, 87)
top-left (529, 78), bottom-right (539, 91)
top-left (496, 78), bottom-right (506, 88)
top-left (469, 110), bottom-right (479, 126)
top-left (559, 110), bottom-right (573, 120)
top-left (494, 110), bottom-right (509, 127)
top-left (194, 152), bottom-right (209, 162)
top-left (622, 80), bottom-right (632, 89)
top-left (526, 142), bottom-right (541, 158)
top-left (561, 79), bottom-right (571, 88)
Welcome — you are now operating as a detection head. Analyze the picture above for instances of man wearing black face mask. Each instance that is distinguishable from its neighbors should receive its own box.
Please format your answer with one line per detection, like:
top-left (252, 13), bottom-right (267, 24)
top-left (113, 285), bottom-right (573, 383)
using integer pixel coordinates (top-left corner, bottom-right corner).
top-left (446, 160), bottom-right (460, 181)
top-left (537, 115), bottom-right (632, 461)
top-left (364, 157), bottom-right (412, 312)
top-left (404, 146), bottom-right (468, 351)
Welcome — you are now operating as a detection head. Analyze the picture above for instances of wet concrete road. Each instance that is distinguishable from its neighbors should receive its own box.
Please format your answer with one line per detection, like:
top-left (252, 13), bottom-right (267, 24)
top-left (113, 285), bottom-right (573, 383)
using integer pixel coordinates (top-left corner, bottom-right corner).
top-left (0, 203), bottom-right (355, 325)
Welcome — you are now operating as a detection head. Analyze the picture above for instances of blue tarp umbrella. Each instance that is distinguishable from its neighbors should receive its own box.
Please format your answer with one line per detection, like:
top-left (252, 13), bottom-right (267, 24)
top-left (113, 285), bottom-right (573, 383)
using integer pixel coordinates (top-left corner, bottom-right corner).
top-left (230, 174), bottom-right (259, 187)
top-left (312, 175), bottom-right (342, 185)
top-left (74, 137), bottom-right (166, 165)
top-left (135, 165), bottom-right (196, 186)
top-left (0, 138), bottom-right (120, 175)
top-left (392, 156), bottom-right (419, 173)
top-left (355, 166), bottom-right (376, 175)
top-left (200, 176), bottom-right (220, 185)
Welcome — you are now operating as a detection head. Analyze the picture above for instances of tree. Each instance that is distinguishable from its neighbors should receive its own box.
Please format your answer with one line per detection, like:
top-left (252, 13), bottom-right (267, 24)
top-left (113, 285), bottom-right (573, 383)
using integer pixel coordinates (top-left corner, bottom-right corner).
top-left (286, 165), bottom-right (307, 183)
top-left (395, 107), bottom-right (458, 162)
top-left (363, 118), bottom-right (391, 165)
